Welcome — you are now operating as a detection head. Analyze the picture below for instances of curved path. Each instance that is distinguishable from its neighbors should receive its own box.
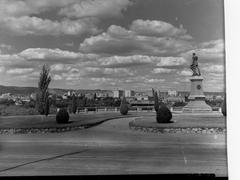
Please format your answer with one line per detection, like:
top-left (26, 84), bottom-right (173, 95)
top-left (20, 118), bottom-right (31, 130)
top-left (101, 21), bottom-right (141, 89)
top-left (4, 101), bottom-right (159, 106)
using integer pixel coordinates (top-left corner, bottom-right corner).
top-left (0, 116), bottom-right (228, 176)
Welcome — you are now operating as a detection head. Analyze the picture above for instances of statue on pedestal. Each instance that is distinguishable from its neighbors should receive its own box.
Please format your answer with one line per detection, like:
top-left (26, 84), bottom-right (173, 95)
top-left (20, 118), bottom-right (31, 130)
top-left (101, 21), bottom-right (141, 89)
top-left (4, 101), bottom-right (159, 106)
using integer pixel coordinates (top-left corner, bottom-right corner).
top-left (190, 53), bottom-right (201, 76)
top-left (182, 53), bottom-right (212, 113)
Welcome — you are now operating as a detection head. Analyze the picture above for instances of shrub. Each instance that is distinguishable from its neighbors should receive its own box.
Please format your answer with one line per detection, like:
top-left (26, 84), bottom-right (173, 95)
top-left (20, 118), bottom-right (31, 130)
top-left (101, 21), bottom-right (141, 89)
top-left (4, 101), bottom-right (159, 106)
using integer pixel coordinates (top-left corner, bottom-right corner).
top-left (29, 100), bottom-right (36, 108)
top-left (0, 105), bottom-right (39, 116)
top-left (156, 104), bottom-right (172, 123)
top-left (56, 108), bottom-right (69, 124)
top-left (87, 107), bottom-right (96, 112)
top-left (120, 96), bottom-right (128, 115)
top-left (55, 100), bottom-right (68, 108)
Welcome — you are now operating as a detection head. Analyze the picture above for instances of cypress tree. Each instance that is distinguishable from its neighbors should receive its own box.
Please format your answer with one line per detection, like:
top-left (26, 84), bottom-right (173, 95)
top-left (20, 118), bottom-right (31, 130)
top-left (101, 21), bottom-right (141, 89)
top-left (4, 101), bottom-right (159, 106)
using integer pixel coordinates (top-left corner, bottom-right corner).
top-left (36, 64), bottom-right (51, 115)
top-left (72, 93), bottom-right (77, 114)
top-left (153, 89), bottom-right (159, 112)
top-left (44, 92), bottom-right (50, 117)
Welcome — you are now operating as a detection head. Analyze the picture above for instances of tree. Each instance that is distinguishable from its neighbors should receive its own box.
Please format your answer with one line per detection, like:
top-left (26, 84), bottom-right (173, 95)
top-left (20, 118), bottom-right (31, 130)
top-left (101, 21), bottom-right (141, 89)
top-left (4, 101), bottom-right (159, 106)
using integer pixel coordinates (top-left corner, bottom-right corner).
top-left (36, 64), bottom-right (51, 115)
top-left (44, 92), bottom-right (50, 116)
top-left (222, 95), bottom-right (226, 116)
top-left (72, 93), bottom-right (77, 114)
top-left (120, 96), bottom-right (128, 115)
top-left (152, 88), bottom-right (159, 112)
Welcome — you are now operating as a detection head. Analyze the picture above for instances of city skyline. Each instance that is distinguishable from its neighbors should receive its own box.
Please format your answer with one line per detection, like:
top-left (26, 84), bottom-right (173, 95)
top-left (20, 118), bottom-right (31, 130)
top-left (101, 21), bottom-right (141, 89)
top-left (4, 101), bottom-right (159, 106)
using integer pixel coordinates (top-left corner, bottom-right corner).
top-left (0, 0), bottom-right (225, 92)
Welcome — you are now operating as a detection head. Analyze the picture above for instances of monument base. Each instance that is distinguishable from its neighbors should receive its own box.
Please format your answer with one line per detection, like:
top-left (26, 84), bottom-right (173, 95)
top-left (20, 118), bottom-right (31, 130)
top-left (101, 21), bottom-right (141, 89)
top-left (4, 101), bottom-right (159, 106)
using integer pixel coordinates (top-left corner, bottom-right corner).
top-left (182, 76), bottom-right (212, 113)
top-left (182, 100), bottom-right (212, 113)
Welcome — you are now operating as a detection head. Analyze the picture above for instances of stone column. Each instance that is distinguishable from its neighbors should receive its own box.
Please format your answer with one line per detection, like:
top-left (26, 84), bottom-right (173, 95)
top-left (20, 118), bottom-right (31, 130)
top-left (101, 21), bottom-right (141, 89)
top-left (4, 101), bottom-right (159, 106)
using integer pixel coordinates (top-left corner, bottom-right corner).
top-left (183, 76), bottom-right (212, 113)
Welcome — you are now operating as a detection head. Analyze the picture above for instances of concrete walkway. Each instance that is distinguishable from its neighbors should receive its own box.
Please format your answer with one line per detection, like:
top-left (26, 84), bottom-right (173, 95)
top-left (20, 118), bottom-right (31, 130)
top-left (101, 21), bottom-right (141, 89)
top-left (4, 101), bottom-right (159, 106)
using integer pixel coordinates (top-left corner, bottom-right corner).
top-left (0, 116), bottom-right (228, 176)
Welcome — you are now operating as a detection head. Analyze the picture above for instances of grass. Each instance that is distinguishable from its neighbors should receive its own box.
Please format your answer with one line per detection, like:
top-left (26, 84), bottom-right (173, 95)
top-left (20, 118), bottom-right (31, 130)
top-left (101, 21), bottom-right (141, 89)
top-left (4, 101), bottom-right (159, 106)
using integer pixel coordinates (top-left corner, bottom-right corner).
top-left (0, 105), bottom-right (39, 116)
top-left (0, 105), bottom-right (59, 116)
top-left (133, 113), bottom-right (226, 128)
top-left (0, 112), bottom-right (138, 129)
top-left (0, 110), bottom-right (226, 130)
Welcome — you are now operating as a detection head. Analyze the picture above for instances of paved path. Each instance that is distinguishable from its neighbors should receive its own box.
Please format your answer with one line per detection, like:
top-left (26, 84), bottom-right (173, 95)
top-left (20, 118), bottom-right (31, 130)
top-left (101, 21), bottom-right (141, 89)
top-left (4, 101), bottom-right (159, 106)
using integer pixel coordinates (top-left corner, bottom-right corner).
top-left (0, 116), bottom-right (228, 176)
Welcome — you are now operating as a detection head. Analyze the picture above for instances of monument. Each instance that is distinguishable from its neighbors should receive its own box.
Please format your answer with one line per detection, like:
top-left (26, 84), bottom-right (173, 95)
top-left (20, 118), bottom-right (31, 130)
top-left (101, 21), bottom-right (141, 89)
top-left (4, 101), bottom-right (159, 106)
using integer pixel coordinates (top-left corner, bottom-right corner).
top-left (182, 53), bottom-right (212, 113)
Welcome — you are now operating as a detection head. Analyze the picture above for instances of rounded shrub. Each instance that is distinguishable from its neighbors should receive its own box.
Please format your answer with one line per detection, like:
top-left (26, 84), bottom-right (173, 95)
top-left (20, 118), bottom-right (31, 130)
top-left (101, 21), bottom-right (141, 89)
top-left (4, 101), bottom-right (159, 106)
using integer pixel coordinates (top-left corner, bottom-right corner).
top-left (156, 105), bottom-right (172, 123)
top-left (56, 108), bottom-right (69, 124)
top-left (120, 97), bottom-right (128, 115)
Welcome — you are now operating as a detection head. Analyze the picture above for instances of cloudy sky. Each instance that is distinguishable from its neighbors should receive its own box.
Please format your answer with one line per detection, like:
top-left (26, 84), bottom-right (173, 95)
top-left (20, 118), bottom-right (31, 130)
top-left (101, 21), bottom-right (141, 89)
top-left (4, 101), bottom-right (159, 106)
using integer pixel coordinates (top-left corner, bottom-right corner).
top-left (0, 0), bottom-right (225, 92)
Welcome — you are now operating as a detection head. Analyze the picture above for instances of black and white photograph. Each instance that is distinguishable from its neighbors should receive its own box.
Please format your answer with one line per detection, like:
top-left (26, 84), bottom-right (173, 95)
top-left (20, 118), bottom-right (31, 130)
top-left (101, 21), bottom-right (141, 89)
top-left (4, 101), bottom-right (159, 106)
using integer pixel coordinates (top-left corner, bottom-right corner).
top-left (0, 0), bottom-right (234, 179)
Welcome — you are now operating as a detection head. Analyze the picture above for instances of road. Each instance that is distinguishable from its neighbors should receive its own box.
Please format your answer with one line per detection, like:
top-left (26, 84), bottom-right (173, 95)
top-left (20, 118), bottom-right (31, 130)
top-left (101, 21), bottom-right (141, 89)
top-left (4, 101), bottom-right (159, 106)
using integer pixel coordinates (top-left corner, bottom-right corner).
top-left (0, 116), bottom-right (228, 176)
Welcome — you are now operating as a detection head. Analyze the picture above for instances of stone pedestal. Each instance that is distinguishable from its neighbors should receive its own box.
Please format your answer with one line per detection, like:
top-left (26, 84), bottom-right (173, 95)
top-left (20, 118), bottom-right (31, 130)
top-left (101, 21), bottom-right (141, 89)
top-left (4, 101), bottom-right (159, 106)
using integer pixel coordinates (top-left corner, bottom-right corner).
top-left (182, 76), bottom-right (212, 113)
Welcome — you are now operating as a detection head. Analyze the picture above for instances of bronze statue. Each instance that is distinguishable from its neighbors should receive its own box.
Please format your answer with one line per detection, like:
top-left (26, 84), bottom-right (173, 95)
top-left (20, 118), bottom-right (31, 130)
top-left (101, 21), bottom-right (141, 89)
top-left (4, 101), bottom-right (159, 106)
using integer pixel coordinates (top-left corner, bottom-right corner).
top-left (190, 53), bottom-right (201, 76)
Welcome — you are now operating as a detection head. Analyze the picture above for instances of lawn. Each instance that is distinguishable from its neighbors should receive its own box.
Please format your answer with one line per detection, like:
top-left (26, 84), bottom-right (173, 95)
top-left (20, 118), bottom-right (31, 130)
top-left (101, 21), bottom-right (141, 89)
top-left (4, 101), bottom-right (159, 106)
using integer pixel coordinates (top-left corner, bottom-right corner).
top-left (0, 112), bottom-right (138, 129)
top-left (132, 113), bottom-right (226, 128)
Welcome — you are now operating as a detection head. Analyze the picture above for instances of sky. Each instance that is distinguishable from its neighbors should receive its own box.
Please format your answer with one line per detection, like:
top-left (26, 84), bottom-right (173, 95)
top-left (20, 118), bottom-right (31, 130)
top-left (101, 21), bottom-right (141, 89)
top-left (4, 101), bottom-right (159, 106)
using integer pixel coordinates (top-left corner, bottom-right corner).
top-left (0, 0), bottom-right (225, 92)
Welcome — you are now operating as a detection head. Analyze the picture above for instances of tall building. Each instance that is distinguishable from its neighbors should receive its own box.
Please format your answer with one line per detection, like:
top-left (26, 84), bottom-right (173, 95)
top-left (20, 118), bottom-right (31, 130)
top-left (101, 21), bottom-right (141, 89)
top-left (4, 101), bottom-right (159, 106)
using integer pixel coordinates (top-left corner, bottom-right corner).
top-left (124, 90), bottom-right (135, 97)
top-left (113, 90), bottom-right (124, 98)
top-left (168, 90), bottom-right (177, 97)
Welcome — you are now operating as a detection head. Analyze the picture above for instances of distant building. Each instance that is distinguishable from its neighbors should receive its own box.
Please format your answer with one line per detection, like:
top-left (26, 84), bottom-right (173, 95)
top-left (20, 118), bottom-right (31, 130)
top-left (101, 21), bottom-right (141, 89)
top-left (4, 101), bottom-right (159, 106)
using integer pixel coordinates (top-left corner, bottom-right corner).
top-left (30, 93), bottom-right (37, 100)
top-left (125, 97), bottom-right (136, 103)
top-left (96, 91), bottom-right (113, 98)
top-left (0, 93), bottom-right (12, 100)
top-left (178, 91), bottom-right (190, 98)
top-left (124, 90), bottom-right (135, 97)
top-left (168, 90), bottom-right (177, 97)
top-left (136, 95), bottom-right (149, 101)
top-left (205, 95), bottom-right (214, 101)
top-left (113, 90), bottom-right (124, 98)
top-left (85, 93), bottom-right (95, 99)
top-left (166, 96), bottom-right (185, 103)
top-left (96, 92), bottom-right (107, 98)
top-left (216, 95), bottom-right (223, 100)
top-left (62, 94), bottom-right (68, 100)
top-left (107, 91), bottom-right (114, 97)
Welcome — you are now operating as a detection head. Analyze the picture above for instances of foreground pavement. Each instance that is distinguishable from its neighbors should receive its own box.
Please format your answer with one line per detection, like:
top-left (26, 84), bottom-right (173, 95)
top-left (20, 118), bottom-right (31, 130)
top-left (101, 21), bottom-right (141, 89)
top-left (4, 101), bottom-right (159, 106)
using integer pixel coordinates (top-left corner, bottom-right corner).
top-left (0, 116), bottom-right (228, 176)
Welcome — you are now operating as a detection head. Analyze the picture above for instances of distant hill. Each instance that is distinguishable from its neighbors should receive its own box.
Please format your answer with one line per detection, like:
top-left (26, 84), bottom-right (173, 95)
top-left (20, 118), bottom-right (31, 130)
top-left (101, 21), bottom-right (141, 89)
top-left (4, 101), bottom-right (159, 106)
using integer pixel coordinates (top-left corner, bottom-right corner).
top-left (0, 85), bottom-right (111, 96)
top-left (0, 85), bottom-right (224, 96)
top-left (0, 85), bottom-right (38, 96)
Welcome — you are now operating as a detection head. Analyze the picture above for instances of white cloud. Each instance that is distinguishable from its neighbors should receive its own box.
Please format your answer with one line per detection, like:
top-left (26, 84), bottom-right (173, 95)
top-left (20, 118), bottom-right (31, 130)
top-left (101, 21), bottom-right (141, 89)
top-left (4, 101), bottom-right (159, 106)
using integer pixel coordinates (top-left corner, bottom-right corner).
top-left (19, 48), bottom-right (99, 62)
top-left (103, 68), bottom-right (134, 76)
top-left (62, 72), bottom-right (82, 81)
top-left (152, 68), bottom-right (174, 74)
top-left (156, 57), bottom-right (187, 66)
top-left (51, 64), bottom-right (72, 71)
top-left (177, 69), bottom-right (192, 76)
top-left (53, 74), bottom-right (63, 80)
top-left (180, 39), bottom-right (224, 62)
top-left (98, 55), bottom-right (153, 67)
top-left (0, 44), bottom-right (12, 52)
top-left (0, 16), bottom-right (100, 36)
top-left (0, 0), bottom-right (134, 36)
top-left (0, 0), bottom-right (132, 19)
top-left (0, 66), bottom-right (5, 72)
top-left (6, 68), bottom-right (34, 75)
top-left (84, 67), bottom-right (101, 72)
top-left (144, 78), bottom-right (165, 83)
top-left (202, 64), bottom-right (224, 73)
top-left (90, 77), bottom-right (113, 82)
top-left (79, 23), bottom-right (193, 56)
top-left (130, 19), bottom-right (192, 40)
top-left (59, 0), bottom-right (132, 19)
